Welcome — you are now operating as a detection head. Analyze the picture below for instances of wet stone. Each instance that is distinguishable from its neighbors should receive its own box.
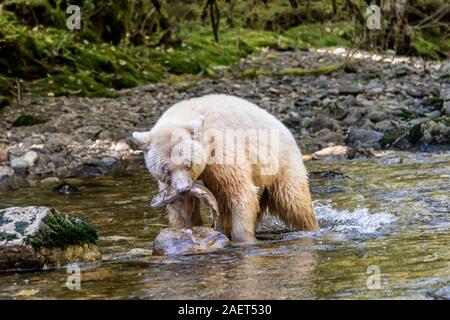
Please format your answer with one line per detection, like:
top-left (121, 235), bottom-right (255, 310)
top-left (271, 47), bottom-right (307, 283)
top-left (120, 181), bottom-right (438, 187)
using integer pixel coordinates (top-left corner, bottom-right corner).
top-left (346, 129), bottom-right (384, 149)
top-left (153, 227), bottom-right (231, 256)
top-left (53, 183), bottom-right (80, 195)
top-left (0, 166), bottom-right (16, 192)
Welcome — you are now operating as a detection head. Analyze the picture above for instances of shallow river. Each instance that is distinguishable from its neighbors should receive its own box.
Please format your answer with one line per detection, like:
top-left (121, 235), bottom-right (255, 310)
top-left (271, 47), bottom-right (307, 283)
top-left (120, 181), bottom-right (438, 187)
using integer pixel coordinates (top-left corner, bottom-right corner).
top-left (0, 151), bottom-right (449, 299)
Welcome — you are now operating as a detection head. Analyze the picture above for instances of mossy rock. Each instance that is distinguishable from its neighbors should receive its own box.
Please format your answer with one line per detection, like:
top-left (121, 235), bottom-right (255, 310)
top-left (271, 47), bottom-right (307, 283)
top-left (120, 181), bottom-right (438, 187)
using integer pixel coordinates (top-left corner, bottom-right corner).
top-left (12, 114), bottom-right (46, 127)
top-left (393, 117), bottom-right (450, 151)
top-left (379, 130), bottom-right (406, 148)
top-left (0, 206), bottom-right (100, 271)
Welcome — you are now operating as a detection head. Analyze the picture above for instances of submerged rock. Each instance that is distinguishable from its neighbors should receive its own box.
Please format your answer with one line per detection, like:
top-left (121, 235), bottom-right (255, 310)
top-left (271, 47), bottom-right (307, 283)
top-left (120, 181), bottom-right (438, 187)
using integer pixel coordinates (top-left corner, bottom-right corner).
top-left (153, 227), bottom-right (230, 256)
top-left (0, 206), bottom-right (100, 271)
top-left (52, 183), bottom-right (80, 195)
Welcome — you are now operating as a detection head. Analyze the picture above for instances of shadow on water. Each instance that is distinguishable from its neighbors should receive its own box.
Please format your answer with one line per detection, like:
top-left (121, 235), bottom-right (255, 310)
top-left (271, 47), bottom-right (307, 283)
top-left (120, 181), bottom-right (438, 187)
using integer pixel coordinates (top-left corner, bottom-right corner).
top-left (0, 151), bottom-right (449, 299)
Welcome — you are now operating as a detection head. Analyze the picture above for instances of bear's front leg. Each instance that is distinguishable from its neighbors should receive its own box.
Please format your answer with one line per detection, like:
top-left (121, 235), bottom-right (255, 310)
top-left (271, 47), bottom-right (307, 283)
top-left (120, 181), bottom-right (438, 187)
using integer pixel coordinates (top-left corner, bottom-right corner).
top-left (228, 183), bottom-right (259, 243)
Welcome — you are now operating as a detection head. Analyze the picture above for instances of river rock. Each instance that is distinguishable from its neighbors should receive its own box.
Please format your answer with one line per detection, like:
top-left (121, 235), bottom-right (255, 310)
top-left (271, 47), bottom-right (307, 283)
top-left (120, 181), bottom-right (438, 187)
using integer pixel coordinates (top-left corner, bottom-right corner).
top-left (153, 227), bottom-right (231, 256)
top-left (346, 129), bottom-right (383, 149)
top-left (310, 115), bottom-right (341, 132)
top-left (10, 158), bottom-right (29, 176)
top-left (0, 206), bottom-right (100, 270)
top-left (312, 145), bottom-right (351, 160)
top-left (22, 151), bottom-right (39, 168)
top-left (0, 166), bottom-right (15, 192)
top-left (0, 145), bottom-right (7, 164)
top-left (368, 110), bottom-right (386, 123)
top-left (40, 177), bottom-right (61, 185)
top-left (444, 104), bottom-right (450, 116)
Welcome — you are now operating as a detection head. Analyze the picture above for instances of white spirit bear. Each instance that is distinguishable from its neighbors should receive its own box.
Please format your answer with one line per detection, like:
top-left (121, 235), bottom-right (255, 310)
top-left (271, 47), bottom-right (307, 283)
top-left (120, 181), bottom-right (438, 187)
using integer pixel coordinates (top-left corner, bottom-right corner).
top-left (133, 94), bottom-right (319, 243)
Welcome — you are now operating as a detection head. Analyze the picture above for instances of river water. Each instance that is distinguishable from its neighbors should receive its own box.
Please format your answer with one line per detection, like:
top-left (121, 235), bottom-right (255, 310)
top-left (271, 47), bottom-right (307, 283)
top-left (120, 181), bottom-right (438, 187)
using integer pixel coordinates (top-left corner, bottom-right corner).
top-left (0, 151), bottom-right (449, 299)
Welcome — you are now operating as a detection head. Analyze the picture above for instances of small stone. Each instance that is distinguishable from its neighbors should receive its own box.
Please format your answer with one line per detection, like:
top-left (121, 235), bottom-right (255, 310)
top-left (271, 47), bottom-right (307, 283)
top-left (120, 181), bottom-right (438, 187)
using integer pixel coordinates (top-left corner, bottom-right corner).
top-left (53, 183), bottom-right (80, 195)
top-left (310, 115), bottom-right (341, 132)
top-left (40, 177), bottom-right (61, 185)
top-left (366, 86), bottom-right (384, 95)
top-left (300, 117), bottom-right (313, 129)
top-left (374, 119), bottom-right (395, 132)
top-left (127, 248), bottom-right (153, 257)
top-left (312, 145), bottom-right (350, 160)
top-left (75, 126), bottom-right (103, 140)
top-left (0, 166), bottom-right (15, 191)
top-left (153, 227), bottom-right (230, 256)
top-left (425, 110), bottom-right (441, 118)
top-left (444, 104), bottom-right (450, 116)
top-left (368, 111), bottom-right (386, 123)
top-left (10, 158), bottom-right (29, 176)
top-left (22, 151), bottom-right (39, 168)
top-left (113, 141), bottom-right (130, 152)
top-left (0, 145), bottom-right (8, 164)
top-left (338, 86), bottom-right (364, 95)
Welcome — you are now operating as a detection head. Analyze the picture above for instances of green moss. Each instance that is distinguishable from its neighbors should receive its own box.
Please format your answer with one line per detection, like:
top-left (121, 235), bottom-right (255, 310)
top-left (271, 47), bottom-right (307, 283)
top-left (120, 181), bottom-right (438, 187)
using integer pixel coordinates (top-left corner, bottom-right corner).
top-left (380, 130), bottom-right (406, 148)
top-left (14, 221), bottom-right (30, 235)
top-left (411, 31), bottom-right (450, 59)
top-left (0, 232), bottom-right (18, 241)
top-left (0, 211), bottom-right (12, 225)
top-left (25, 209), bottom-right (98, 249)
top-left (284, 23), bottom-right (352, 48)
top-left (407, 123), bottom-right (424, 145)
top-left (12, 113), bottom-right (46, 127)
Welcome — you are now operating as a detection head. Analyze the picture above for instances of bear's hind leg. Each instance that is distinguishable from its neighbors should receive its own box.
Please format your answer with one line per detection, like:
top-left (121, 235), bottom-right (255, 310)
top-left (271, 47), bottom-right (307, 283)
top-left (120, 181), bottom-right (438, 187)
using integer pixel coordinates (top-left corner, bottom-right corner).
top-left (269, 177), bottom-right (319, 231)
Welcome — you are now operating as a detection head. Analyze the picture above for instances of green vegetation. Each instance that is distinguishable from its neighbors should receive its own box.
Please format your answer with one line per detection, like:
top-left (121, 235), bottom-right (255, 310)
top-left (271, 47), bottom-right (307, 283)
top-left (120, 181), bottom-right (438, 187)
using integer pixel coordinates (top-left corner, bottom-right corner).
top-left (0, 0), bottom-right (448, 100)
top-left (0, 232), bottom-right (18, 241)
top-left (25, 209), bottom-right (98, 249)
top-left (14, 221), bottom-right (30, 235)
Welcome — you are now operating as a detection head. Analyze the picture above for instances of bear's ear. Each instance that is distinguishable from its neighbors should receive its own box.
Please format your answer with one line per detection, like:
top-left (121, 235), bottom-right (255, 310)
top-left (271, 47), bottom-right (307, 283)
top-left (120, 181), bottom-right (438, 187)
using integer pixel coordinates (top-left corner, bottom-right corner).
top-left (132, 131), bottom-right (152, 145)
top-left (189, 116), bottom-right (204, 141)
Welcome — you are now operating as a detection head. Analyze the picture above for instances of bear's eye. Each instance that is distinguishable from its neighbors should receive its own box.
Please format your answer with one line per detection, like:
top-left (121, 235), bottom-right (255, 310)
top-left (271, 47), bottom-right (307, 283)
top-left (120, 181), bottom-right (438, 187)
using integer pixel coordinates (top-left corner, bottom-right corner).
top-left (182, 159), bottom-right (192, 170)
top-left (161, 164), bottom-right (171, 176)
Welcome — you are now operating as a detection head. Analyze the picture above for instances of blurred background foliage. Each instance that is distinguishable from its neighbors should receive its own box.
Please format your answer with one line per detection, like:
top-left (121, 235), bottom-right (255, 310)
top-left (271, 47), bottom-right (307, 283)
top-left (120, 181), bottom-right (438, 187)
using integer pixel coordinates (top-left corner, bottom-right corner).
top-left (0, 0), bottom-right (448, 105)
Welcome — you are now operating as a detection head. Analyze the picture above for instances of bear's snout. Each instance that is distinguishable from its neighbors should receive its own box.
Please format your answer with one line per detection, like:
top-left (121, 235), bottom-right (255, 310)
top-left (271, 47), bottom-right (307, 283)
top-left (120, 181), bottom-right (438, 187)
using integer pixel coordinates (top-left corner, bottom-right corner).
top-left (176, 185), bottom-right (191, 195)
top-left (170, 170), bottom-right (193, 195)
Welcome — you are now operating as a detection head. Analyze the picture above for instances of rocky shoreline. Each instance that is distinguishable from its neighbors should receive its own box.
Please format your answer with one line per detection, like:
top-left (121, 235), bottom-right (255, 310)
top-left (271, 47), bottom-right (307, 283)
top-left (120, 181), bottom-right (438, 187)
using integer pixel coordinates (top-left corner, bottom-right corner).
top-left (1, 47), bottom-right (449, 192)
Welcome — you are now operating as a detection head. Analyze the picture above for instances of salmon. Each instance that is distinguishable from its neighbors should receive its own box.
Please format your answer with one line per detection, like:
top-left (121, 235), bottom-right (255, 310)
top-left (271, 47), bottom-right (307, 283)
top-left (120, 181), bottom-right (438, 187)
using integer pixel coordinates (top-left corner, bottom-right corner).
top-left (150, 183), bottom-right (219, 224)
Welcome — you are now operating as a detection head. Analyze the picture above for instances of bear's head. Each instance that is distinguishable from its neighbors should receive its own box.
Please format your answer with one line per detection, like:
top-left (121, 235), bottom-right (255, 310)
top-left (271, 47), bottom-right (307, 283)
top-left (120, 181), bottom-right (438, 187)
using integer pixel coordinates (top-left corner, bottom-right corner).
top-left (132, 116), bottom-right (207, 195)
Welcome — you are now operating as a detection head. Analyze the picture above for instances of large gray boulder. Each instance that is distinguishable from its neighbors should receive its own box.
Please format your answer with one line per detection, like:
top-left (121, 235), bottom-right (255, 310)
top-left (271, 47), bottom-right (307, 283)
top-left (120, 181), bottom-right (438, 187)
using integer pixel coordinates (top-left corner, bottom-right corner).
top-left (153, 227), bottom-right (230, 256)
top-left (0, 206), bottom-right (101, 271)
top-left (346, 129), bottom-right (384, 149)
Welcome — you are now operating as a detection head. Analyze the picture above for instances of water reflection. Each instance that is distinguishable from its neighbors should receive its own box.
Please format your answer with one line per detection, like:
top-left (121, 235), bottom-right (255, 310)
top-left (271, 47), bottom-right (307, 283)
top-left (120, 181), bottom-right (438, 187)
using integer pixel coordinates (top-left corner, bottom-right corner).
top-left (0, 151), bottom-right (449, 299)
